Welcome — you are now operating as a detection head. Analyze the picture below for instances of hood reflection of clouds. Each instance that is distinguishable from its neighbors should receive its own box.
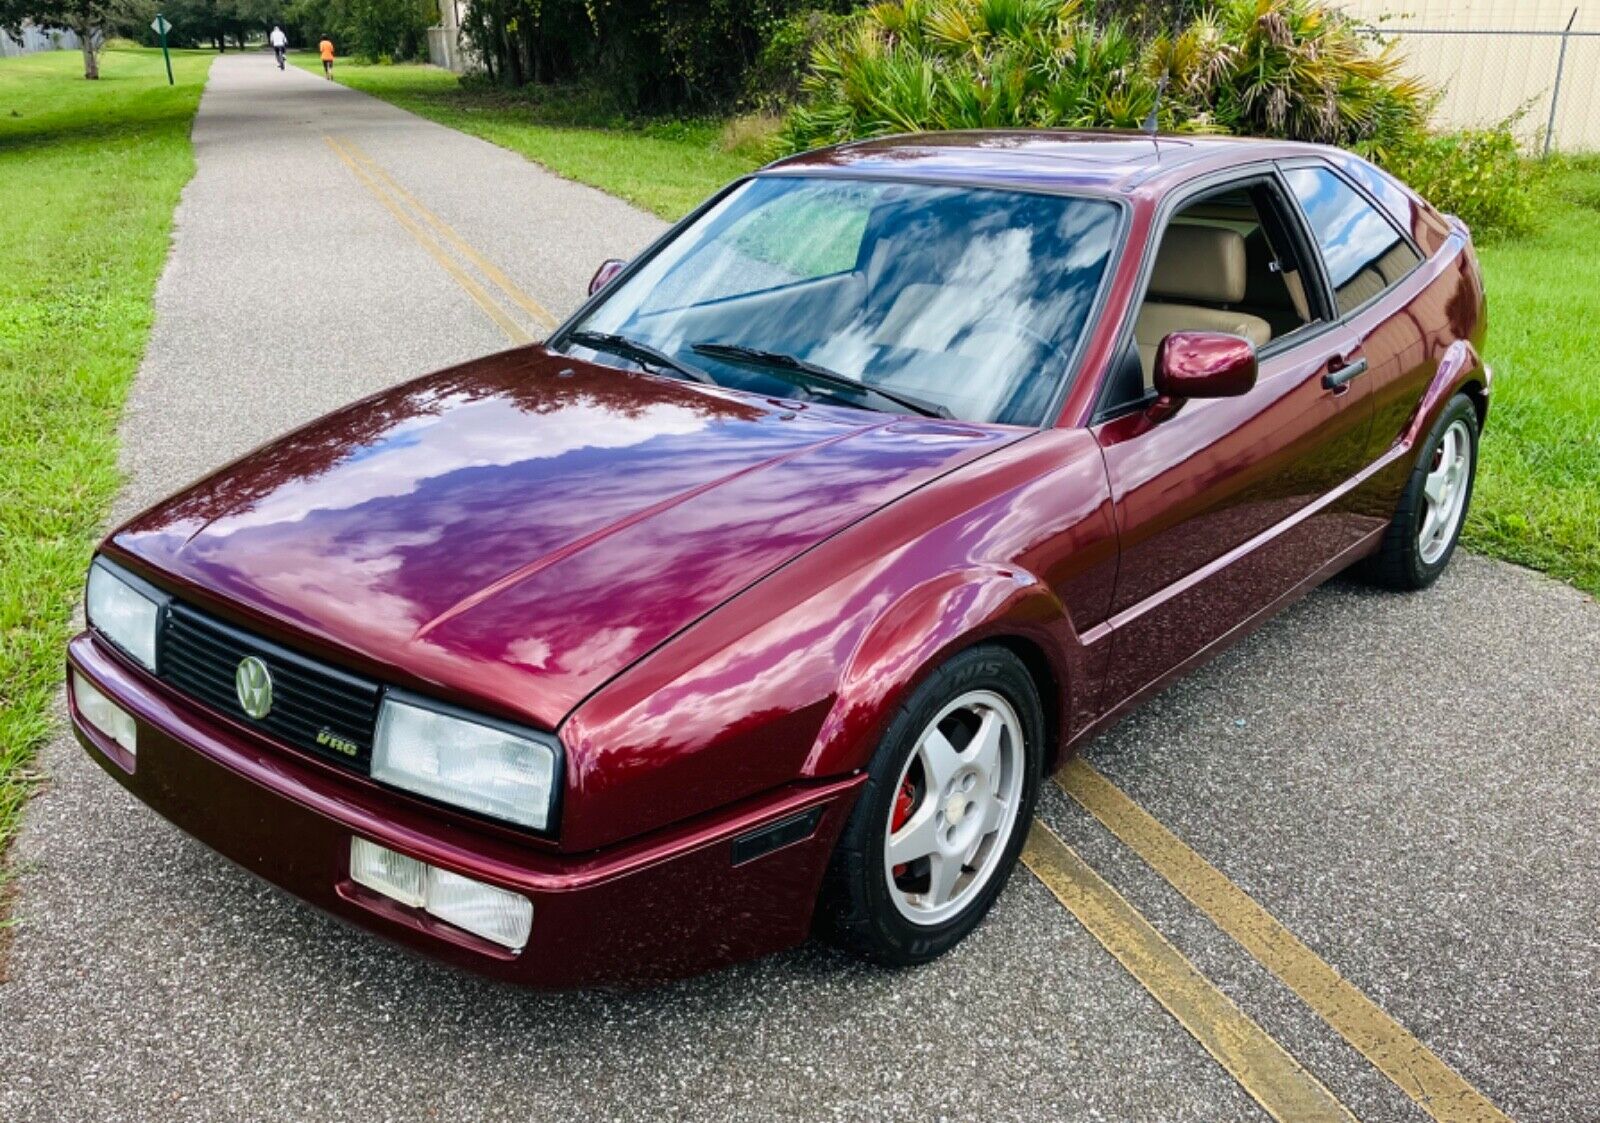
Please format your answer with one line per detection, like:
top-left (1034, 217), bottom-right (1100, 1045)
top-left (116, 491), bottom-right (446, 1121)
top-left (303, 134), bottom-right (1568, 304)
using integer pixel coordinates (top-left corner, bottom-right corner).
top-left (207, 398), bottom-right (710, 535)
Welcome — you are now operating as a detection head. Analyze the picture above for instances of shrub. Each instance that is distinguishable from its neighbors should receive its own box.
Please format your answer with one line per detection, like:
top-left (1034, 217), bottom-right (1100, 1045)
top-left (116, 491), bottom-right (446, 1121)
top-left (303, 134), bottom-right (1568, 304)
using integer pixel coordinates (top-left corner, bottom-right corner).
top-left (747, 8), bottom-right (851, 111)
top-left (1151, 1), bottom-right (1429, 146)
top-left (345, 0), bottom-right (432, 61)
top-left (1545, 153), bottom-right (1600, 212)
top-left (779, 0), bottom-right (1163, 151)
top-left (778, 0), bottom-right (1431, 154)
top-left (1378, 122), bottom-right (1541, 242)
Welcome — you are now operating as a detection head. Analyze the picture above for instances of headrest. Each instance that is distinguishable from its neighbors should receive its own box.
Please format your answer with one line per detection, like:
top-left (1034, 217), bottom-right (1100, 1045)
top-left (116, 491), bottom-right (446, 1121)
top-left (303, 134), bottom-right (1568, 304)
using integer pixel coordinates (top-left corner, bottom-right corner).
top-left (1149, 224), bottom-right (1250, 304)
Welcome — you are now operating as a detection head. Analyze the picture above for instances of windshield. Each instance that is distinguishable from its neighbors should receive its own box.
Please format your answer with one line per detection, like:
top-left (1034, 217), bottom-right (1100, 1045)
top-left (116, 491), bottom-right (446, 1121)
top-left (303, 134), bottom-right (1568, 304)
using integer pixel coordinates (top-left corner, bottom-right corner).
top-left (560, 176), bottom-right (1120, 424)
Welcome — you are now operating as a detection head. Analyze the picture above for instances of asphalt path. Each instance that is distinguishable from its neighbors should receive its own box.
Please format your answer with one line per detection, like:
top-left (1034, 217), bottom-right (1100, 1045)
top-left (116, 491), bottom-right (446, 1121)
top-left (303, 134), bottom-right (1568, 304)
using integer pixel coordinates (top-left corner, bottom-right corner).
top-left (2, 52), bottom-right (1596, 1123)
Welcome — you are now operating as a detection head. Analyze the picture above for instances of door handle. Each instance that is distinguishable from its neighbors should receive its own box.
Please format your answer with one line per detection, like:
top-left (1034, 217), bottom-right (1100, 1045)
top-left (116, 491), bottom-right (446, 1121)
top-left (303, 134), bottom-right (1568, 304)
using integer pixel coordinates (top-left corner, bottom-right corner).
top-left (1322, 356), bottom-right (1368, 391)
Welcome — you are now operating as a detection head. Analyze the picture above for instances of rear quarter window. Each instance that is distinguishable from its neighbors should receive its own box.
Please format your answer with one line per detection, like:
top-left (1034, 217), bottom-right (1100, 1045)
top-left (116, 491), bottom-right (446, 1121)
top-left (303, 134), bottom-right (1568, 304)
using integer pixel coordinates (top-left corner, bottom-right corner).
top-left (1337, 157), bottom-right (1450, 255)
top-left (1286, 166), bottom-right (1423, 317)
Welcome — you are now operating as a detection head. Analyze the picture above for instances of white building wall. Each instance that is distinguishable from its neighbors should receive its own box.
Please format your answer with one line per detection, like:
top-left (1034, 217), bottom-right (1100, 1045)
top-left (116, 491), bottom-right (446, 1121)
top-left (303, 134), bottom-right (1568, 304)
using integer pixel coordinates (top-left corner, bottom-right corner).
top-left (427, 0), bottom-right (478, 73)
top-left (0, 23), bottom-right (83, 58)
top-left (1340, 1), bottom-right (1600, 150)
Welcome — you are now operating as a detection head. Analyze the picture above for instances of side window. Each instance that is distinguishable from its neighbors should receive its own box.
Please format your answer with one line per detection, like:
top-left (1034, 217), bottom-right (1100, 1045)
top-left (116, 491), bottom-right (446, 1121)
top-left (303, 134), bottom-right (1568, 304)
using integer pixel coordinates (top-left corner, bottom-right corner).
top-left (1121, 182), bottom-right (1318, 397)
top-left (640, 181), bottom-right (873, 313)
top-left (1286, 166), bottom-right (1423, 317)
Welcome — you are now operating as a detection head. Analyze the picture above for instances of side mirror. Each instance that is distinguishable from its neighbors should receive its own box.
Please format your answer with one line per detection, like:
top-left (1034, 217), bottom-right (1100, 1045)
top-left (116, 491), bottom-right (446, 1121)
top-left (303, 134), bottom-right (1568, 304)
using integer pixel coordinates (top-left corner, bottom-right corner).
top-left (588, 258), bottom-right (626, 297)
top-left (1148, 331), bottom-right (1258, 422)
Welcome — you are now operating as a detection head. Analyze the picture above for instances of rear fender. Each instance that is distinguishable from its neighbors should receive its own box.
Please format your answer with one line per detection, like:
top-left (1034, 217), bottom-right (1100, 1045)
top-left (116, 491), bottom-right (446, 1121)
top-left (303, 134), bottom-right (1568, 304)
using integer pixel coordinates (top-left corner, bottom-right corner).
top-left (1407, 339), bottom-right (1490, 448)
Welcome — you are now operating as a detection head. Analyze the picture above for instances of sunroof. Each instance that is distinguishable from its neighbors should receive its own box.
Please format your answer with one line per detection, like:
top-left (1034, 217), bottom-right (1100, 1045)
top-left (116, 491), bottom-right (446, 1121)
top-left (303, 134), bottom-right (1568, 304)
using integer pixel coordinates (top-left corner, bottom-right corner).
top-left (1005, 136), bottom-right (1193, 164)
top-left (891, 132), bottom-right (1195, 165)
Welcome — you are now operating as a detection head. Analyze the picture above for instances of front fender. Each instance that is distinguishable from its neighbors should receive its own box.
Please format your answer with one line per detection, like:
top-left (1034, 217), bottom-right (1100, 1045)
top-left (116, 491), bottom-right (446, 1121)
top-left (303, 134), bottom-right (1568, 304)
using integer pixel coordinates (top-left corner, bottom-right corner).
top-left (802, 566), bottom-right (1075, 780)
top-left (563, 428), bottom-right (1116, 851)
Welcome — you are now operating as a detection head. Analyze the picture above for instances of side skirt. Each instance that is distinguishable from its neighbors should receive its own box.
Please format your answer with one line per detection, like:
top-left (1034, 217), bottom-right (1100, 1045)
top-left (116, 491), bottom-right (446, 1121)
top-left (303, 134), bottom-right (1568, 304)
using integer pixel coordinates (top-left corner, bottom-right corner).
top-left (1057, 523), bottom-right (1387, 764)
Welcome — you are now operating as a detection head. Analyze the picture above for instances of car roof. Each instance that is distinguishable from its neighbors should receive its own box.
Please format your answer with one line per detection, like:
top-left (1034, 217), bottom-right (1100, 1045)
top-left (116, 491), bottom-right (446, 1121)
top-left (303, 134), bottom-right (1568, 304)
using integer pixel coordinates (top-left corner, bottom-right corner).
top-left (763, 130), bottom-right (1336, 195)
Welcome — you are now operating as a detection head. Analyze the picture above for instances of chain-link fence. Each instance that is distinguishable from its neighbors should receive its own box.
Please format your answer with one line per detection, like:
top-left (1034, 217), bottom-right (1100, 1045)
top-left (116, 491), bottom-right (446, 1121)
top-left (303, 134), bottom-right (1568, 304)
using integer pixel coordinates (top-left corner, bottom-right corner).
top-left (1364, 12), bottom-right (1600, 154)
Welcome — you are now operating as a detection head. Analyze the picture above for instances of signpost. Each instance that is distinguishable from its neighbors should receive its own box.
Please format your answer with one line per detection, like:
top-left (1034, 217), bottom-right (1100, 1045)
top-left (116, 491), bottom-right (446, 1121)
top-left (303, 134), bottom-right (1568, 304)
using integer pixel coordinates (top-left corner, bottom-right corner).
top-left (151, 14), bottom-right (173, 86)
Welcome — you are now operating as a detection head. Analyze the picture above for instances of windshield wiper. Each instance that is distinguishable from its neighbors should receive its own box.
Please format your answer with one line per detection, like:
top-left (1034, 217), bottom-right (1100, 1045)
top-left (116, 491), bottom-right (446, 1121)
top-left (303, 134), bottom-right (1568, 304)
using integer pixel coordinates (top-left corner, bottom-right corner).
top-left (690, 342), bottom-right (952, 419)
top-left (567, 330), bottom-right (717, 385)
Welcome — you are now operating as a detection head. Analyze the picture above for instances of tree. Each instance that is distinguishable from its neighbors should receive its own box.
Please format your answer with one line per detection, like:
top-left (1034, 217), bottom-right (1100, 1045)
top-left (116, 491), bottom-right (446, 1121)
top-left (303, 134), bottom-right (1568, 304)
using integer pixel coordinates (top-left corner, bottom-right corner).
top-left (286, 0), bottom-right (429, 61)
top-left (143, 0), bottom-right (276, 51)
top-left (0, 0), bottom-right (137, 76)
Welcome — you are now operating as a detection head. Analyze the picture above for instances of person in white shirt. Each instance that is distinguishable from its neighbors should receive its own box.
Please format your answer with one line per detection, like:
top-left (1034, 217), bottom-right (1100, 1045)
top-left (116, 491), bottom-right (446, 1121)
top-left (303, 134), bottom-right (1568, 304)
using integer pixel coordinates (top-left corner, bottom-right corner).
top-left (269, 26), bottom-right (288, 70)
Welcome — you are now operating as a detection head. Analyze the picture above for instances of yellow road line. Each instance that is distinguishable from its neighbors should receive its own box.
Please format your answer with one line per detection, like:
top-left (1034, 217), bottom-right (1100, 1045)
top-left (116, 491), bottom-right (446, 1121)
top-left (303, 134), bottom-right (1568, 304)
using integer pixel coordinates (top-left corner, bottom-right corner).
top-left (337, 137), bottom-right (559, 331)
top-left (324, 136), bottom-right (531, 345)
top-left (1022, 823), bottom-right (1359, 1123)
top-left (1058, 759), bottom-right (1515, 1123)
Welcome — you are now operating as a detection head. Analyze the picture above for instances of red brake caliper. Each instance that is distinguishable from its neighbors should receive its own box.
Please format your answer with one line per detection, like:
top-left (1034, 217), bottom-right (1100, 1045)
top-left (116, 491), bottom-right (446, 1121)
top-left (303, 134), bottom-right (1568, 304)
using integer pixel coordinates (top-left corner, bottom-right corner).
top-left (891, 778), bottom-right (916, 879)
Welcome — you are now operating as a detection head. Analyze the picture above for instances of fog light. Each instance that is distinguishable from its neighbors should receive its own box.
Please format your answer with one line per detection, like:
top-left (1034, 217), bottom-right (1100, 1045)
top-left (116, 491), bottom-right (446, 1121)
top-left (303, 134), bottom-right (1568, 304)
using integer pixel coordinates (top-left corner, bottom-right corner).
top-left (72, 672), bottom-right (136, 755)
top-left (424, 867), bottom-right (534, 951)
top-left (350, 837), bottom-right (426, 907)
top-left (348, 838), bottom-right (532, 952)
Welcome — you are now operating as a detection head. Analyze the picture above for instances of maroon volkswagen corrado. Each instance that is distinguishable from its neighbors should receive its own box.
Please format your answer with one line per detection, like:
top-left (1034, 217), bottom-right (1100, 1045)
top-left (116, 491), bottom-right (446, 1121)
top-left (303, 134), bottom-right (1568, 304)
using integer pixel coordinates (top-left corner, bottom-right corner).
top-left (69, 132), bottom-right (1487, 986)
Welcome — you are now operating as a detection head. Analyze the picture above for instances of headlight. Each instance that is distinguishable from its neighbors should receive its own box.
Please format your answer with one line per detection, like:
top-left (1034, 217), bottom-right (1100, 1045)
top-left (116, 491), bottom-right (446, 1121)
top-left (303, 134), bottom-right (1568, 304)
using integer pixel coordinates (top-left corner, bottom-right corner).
top-left (86, 559), bottom-right (163, 671)
top-left (371, 694), bottom-right (558, 831)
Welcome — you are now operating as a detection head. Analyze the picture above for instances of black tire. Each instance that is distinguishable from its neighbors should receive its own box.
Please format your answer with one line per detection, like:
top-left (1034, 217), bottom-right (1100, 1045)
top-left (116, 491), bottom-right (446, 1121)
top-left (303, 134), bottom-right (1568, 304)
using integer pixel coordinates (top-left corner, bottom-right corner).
top-left (1361, 392), bottom-right (1480, 590)
top-left (816, 644), bottom-right (1044, 966)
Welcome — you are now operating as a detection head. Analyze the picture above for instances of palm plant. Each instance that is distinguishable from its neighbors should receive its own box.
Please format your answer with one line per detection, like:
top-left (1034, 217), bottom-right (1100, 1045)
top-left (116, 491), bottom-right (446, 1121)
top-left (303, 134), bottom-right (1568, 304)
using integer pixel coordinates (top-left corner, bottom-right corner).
top-left (777, 0), bottom-right (1431, 155)
top-left (1206, 0), bottom-right (1429, 145)
top-left (1040, 18), bottom-right (1153, 128)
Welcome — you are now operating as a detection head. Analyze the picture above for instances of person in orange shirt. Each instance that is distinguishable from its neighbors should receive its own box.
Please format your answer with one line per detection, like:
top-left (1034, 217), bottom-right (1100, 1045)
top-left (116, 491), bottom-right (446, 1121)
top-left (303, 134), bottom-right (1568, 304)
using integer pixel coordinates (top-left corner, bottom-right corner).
top-left (318, 36), bottom-right (335, 78)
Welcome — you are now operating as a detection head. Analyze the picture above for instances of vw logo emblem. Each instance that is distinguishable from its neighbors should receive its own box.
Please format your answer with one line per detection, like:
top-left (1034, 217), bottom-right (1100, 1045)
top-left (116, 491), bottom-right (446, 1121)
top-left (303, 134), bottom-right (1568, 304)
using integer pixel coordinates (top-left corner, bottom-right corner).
top-left (234, 655), bottom-right (273, 719)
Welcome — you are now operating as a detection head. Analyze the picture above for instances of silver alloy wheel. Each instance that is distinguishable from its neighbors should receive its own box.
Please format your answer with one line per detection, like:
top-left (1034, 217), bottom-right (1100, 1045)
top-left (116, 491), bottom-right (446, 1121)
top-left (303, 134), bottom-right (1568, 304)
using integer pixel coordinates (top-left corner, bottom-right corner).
top-left (883, 689), bottom-right (1026, 926)
top-left (1419, 418), bottom-right (1473, 565)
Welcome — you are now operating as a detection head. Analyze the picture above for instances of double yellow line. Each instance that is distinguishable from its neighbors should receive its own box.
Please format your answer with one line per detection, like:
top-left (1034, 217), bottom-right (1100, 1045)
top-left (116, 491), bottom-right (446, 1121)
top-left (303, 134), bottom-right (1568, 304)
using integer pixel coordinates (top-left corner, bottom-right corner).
top-left (1026, 760), bottom-right (1514, 1123)
top-left (324, 135), bottom-right (557, 344)
top-left (1025, 823), bottom-right (1358, 1122)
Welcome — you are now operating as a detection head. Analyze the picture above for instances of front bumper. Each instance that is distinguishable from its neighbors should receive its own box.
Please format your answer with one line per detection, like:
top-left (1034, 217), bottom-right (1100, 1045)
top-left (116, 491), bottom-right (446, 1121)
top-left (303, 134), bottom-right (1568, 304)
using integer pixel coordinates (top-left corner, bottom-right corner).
top-left (67, 632), bottom-right (861, 988)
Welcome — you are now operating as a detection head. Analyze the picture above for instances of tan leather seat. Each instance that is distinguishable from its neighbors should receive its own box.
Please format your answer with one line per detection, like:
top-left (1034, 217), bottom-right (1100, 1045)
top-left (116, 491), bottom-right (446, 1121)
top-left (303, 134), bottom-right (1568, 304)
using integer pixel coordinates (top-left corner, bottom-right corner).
top-left (1135, 225), bottom-right (1272, 387)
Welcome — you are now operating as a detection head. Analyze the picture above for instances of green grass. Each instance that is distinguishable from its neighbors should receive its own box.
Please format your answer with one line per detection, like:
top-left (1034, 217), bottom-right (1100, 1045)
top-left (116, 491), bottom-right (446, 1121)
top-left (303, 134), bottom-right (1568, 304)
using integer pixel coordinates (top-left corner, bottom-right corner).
top-left (294, 57), bottom-right (760, 219)
top-left (1469, 157), bottom-right (1600, 596)
top-left (0, 47), bottom-right (213, 883)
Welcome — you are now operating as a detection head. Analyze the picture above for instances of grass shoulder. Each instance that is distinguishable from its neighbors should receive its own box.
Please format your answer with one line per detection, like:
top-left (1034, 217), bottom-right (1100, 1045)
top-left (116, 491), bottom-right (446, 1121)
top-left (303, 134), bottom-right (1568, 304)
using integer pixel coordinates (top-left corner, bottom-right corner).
top-left (1468, 157), bottom-right (1600, 596)
top-left (0, 46), bottom-right (214, 895)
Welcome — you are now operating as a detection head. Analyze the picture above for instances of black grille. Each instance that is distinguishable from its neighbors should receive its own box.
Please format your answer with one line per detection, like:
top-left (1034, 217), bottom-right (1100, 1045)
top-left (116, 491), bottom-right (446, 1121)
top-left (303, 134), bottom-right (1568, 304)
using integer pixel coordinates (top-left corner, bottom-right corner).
top-left (158, 601), bottom-right (382, 772)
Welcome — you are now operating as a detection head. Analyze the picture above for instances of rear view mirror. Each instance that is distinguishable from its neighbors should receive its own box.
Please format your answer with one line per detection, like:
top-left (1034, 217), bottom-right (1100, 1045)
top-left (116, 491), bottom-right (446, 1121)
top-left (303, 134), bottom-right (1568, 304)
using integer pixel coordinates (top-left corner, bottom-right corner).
top-left (588, 259), bottom-right (626, 297)
top-left (1148, 332), bottom-right (1257, 422)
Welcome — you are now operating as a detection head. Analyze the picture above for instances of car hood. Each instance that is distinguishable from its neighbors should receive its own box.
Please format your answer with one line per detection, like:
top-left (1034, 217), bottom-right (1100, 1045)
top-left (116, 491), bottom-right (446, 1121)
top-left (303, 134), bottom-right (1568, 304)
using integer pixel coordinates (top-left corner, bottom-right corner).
top-left (109, 347), bottom-right (1022, 727)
